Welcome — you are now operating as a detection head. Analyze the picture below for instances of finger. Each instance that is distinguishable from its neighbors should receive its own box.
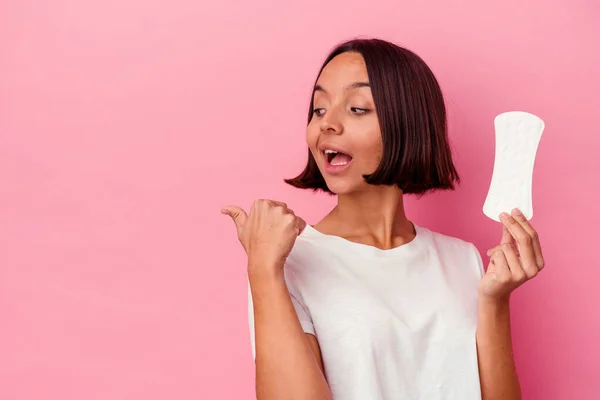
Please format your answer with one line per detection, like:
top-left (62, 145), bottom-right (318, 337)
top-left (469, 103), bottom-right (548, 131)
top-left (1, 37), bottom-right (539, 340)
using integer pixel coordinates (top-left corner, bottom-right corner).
top-left (486, 246), bottom-right (499, 257)
top-left (221, 205), bottom-right (248, 236)
top-left (487, 243), bottom-right (519, 257)
top-left (500, 212), bottom-right (538, 274)
top-left (501, 224), bottom-right (514, 245)
top-left (296, 217), bottom-right (307, 234)
top-left (510, 208), bottom-right (545, 270)
top-left (500, 243), bottom-right (528, 282)
top-left (268, 199), bottom-right (288, 209)
top-left (491, 250), bottom-right (511, 284)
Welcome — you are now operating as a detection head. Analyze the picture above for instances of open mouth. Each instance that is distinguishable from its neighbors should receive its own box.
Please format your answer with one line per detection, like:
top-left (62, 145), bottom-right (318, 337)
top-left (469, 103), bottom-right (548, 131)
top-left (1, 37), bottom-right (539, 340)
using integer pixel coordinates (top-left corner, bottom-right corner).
top-left (324, 149), bottom-right (353, 166)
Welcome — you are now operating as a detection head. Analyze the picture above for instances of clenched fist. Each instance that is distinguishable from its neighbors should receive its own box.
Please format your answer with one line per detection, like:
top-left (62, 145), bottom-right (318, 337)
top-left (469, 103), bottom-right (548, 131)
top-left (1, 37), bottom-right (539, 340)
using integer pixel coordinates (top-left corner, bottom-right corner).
top-left (221, 199), bottom-right (306, 278)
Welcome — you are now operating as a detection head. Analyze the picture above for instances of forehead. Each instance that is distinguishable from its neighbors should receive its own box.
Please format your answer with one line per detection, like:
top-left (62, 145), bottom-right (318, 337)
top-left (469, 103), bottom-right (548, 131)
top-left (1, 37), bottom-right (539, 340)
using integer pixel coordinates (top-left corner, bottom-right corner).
top-left (316, 52), bottom-right (369, 89)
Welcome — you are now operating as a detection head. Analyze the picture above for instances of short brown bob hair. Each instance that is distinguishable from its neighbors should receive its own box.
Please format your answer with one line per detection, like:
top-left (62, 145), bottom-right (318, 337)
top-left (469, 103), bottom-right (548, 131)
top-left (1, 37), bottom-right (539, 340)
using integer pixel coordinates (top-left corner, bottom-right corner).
top-left (284, 38), bottom-right (460, 196)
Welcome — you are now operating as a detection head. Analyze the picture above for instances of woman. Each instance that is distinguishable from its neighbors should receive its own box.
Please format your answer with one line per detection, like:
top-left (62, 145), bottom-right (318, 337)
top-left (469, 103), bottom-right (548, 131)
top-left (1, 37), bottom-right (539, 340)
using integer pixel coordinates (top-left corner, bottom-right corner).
top-left (222, 38), bottom-right (545, 400)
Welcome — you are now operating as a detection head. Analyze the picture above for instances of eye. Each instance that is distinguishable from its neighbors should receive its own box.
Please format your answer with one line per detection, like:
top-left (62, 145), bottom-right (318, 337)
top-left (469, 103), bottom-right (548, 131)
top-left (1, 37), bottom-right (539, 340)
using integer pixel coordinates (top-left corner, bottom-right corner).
top-left (313, 108), bottom-right (325, 117)
top-left (351, 107), bottom-right (369, 115)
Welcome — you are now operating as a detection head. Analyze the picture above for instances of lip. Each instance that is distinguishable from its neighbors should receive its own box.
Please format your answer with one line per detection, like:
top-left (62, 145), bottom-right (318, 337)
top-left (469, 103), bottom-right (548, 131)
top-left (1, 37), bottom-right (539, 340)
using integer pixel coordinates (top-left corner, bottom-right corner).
top-left (318, 143), bottom-right (353, 156)
top-left (319, 143), bottom-right (353, 175)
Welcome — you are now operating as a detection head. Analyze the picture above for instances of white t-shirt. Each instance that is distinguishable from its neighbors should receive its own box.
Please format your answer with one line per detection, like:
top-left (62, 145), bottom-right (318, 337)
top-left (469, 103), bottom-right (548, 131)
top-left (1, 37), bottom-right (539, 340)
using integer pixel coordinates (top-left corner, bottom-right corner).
top-left (248, 222), bottom-right (485, 400)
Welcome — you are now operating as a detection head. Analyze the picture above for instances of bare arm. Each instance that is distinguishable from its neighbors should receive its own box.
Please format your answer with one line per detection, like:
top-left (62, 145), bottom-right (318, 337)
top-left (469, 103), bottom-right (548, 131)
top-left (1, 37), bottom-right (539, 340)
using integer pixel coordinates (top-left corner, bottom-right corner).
top-left (476, 298), bottom-right (521, 400)
top-left (250, 266), bottom-right (332, 400)
top-left (221, 200), bottom-right (330, 399)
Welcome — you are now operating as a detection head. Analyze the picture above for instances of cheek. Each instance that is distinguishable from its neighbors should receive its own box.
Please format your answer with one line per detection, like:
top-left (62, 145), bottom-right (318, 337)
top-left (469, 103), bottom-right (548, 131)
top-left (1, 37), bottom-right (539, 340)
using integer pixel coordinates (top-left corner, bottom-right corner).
top-left (306, 124), bottom-right (318, 147)
top-left (357, 130), bottom-right (383, 166)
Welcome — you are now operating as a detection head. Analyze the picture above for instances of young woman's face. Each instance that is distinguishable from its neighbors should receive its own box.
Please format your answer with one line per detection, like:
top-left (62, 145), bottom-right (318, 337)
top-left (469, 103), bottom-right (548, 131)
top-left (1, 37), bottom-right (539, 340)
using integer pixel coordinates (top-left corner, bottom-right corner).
top-left (307, 51), bottom-right (383, 195)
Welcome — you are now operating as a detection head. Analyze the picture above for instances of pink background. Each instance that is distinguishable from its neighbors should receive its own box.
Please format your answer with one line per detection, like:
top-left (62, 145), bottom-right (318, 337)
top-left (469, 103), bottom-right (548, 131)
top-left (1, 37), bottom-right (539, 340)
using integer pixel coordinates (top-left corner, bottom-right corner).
top-left (1, 0), bottom-right (598, 398)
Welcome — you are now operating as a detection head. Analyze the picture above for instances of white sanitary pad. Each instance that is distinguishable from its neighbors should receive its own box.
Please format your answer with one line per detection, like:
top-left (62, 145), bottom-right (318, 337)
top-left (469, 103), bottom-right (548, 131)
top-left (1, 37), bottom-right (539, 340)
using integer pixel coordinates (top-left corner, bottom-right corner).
top-left (483, 111), bottom-right (545, 222)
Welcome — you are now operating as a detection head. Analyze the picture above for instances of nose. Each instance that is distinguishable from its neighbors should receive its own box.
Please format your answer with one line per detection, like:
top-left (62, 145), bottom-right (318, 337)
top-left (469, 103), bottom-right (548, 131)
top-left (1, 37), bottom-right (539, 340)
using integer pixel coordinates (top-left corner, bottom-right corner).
top-left (319, 107), bottom-right (343, 135)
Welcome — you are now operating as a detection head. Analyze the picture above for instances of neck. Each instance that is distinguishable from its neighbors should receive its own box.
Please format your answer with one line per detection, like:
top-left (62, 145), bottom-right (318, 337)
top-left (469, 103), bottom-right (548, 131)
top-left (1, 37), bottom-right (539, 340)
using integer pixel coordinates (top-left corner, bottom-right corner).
top-left (326, 185), bottom-right (414, 248)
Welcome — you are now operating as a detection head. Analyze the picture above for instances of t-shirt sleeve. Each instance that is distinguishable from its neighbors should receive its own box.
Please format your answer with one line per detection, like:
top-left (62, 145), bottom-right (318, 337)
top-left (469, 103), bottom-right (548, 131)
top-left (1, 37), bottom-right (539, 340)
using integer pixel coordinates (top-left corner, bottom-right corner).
top-left (288, 291), bottom-right (316, 335)
top-left (470, 242), bottom-right (486, 279)
top-left (247, 265), bottom-right (316, 361)
top-left (284, 265), bottom-right (316, 336)
top-left (247, 278), bottom-right (257, 360)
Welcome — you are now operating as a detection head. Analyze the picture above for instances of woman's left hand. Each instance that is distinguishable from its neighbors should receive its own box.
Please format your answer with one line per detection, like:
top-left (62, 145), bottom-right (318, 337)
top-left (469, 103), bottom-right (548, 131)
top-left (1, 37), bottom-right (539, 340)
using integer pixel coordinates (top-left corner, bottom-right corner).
top-left (478, 208), bottom-right (545, 302)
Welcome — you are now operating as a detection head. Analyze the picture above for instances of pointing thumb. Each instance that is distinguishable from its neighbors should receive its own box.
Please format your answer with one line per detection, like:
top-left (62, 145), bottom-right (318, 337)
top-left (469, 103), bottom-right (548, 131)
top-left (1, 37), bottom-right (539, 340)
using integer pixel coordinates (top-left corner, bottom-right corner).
top-left (221, 205), bottom-right (248, 236)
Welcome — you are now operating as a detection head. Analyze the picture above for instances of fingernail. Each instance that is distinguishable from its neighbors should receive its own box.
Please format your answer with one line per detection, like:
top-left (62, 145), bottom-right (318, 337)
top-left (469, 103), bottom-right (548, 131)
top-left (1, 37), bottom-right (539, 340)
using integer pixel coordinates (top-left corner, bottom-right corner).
top-left (512, 208), bottom-right (522, 216)
top-left (500, 212), bottom-right (509, 219)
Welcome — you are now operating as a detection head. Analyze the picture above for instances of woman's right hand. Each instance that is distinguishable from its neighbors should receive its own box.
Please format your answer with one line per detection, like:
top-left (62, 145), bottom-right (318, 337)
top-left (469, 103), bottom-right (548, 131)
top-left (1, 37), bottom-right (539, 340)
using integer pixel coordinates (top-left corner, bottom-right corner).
top-left (221, 199), bottom-right (306, 278)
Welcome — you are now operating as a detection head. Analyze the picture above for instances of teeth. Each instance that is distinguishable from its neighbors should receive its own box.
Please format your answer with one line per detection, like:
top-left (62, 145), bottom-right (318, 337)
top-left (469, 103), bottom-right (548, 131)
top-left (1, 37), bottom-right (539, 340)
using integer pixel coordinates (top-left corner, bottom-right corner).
top-left (324, 149), bottom-right (338, 154)
top-left (331, 160), bottom-right (348, 166)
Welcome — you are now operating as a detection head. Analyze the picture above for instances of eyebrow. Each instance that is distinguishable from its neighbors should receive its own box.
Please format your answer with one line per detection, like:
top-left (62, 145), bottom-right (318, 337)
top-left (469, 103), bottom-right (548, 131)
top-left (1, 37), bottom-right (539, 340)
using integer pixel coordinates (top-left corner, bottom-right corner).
top-left (313, 81), bottom-right (370, 94)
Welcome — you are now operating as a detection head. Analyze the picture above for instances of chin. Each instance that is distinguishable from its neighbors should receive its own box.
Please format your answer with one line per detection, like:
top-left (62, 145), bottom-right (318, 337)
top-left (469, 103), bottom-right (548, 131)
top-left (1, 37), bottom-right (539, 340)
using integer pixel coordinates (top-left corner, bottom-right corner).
top-left (324, 179), bottom-right (360, 195)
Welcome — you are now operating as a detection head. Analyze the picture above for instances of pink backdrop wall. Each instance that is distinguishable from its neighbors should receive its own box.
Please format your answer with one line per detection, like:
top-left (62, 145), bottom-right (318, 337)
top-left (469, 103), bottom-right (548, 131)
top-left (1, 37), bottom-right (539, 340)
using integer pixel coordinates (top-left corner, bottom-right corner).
top-left (1, 0), bottom-right (598, 398)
